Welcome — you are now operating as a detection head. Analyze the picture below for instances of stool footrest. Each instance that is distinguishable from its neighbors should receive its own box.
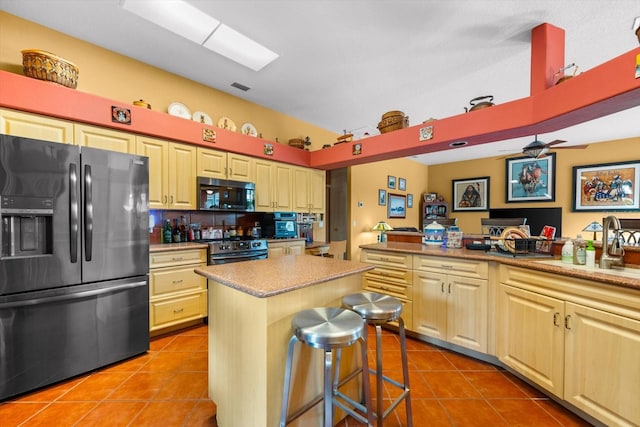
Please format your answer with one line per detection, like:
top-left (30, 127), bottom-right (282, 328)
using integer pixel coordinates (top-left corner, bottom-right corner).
top-left (333, 392), bottom-right (370, 425)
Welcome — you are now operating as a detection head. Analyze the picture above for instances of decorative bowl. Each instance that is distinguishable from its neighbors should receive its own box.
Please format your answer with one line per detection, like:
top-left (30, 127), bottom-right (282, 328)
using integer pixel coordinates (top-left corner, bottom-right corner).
top-left (21, 49), bottom-right (79, 89)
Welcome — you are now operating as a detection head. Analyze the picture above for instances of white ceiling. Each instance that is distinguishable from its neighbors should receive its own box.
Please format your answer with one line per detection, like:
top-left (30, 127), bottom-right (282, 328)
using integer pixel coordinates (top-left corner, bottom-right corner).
top-left (1, 0), bottom-right (639, 165)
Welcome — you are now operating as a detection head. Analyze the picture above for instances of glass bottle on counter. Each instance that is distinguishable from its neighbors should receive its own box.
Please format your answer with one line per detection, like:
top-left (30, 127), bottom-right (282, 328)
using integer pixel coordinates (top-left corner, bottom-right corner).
top-left (573, 234), bottom-right (586, 265)
top-left (561, 238), bottom-right (573, 263)
top-left (172, 218), bottom-right (181, 243)
top-left (163, 219), bottom-right (172, 244)
top-left (586, 240), bottom-right (596, 268)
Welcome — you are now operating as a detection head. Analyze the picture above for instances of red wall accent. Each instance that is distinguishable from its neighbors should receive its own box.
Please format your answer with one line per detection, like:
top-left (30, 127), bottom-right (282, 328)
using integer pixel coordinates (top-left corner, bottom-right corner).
top-left (530, 23), bottom-right (565, 95)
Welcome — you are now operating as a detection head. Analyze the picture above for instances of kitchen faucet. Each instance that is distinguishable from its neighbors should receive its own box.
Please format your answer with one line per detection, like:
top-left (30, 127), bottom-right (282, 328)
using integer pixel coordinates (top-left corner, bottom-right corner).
top-left (600, 215), bottom-right (625, 269)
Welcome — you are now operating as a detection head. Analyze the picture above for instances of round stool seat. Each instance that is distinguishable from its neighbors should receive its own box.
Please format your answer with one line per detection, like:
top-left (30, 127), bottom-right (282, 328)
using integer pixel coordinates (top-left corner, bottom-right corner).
top-left (292, 307), bottom-right (365, 349)
top-left (343, 291), bottom-right (402, 322)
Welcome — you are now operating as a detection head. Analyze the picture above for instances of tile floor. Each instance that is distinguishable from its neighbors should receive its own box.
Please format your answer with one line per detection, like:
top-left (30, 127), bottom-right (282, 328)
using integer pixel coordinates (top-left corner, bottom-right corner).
top-left (0, 323), bottom-right (593, 427)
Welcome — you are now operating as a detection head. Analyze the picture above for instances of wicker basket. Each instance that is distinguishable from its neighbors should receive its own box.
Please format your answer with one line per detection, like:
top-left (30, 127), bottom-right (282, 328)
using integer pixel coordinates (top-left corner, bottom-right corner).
top-left (288, 138), bottom-right (305, 149)
top-left (21, 49), bottom-right (79, 89)
top-left (378, 115), bottom-right (409, 134)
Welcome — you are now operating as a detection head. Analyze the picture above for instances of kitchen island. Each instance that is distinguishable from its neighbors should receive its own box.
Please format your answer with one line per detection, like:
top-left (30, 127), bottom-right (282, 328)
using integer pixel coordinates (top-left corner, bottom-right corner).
top-left (194, 255), bottom-right (374, 427)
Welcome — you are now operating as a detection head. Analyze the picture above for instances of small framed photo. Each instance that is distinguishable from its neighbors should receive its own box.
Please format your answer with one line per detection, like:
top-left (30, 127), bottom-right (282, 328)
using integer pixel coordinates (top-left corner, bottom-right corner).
top-left (452, 177), bottom-right (490, 211)
top-left (407, 194), bottom-right (413, 208)
top-left (378, 189), bottom-right (387, 206)
top-left (506, 154), bottom-right (555, 202)
top-left (387, 175), bottom-right (396, 189)
top-left (572, 160), bottom-right (640, 211)
top-left (387, 193), bottom-right (406, 218)
top-left (424, 193), bottom-right (437, 203)
top-left (398, 178), bottom-right (406, 191)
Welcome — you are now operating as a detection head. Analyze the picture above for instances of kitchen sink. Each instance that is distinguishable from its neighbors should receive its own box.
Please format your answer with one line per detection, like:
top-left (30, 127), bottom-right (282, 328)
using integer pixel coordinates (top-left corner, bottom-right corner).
top-left (534, 259), bottom-right (640, 279)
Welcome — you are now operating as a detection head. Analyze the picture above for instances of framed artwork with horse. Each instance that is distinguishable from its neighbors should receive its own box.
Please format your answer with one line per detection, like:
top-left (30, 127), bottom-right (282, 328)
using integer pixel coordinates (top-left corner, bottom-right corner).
top-left (452, 176), bottom-right (490, 211)
top-left (506, 154), bottom-right (555, 203)
top-left (572, 160), bottom-right (640, 211)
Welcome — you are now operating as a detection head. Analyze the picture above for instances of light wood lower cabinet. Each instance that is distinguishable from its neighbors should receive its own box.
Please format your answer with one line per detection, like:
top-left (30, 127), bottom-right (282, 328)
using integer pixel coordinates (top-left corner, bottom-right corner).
top-left (413, 256), bottom-right (488, 352)
top-left (149, 247), bottom-right (207, 333)
top-left (498, 265), bottom-right (640, 426)
top-left (267, 240), bottom-right (305, 258)
top-left (360, 249), bottom-right (413, 330)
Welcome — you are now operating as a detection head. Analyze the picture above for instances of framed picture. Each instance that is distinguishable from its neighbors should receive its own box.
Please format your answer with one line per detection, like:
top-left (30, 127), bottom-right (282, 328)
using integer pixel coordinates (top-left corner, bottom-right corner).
top-left (378, 189), bottom-right (386, 206)
top-left (407, 194), bottom-right (413, 208)
top-left (387, 193), bottom-right (406, 218)
top-left (398, 178), bottom-right (407, 191)
top-left (424, 192), bottom-right (437, 203)
top-left (505, 154), bottom-right (555, 202)
top-left (452, 177), bottom-right (490, 211)
top-left (387, 175), bottom-right (396, 189)
top-left (572, 160), bottom-right (640, 211)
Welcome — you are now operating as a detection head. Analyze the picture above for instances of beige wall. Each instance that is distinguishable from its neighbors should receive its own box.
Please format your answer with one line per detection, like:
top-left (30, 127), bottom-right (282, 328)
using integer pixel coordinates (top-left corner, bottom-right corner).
top-left (0, 11), bottom-right (338, 148)
top-left (427, 137), bottom-right (640, 238)
top-left (349, 158), bottom-right (429, 260)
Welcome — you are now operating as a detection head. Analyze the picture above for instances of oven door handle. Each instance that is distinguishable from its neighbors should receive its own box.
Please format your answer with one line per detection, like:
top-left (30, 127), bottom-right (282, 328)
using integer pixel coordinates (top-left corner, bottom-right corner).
top-left (210, 252), bottom-right (267, 262)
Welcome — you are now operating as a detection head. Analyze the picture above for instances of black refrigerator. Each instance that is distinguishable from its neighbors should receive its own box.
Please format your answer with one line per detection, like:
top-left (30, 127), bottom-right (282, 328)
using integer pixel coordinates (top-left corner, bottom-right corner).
top-left (0, 135), bottom-right (150, 400)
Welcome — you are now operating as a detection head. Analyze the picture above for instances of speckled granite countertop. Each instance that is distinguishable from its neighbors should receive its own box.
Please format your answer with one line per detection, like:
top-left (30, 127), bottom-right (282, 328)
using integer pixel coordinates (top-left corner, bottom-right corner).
top-left (195, 255), bottom-right (374, 298)
top-left (150, 242), bottom-right (208, 252)
top-left (360, 242), bottom-right (640, 291)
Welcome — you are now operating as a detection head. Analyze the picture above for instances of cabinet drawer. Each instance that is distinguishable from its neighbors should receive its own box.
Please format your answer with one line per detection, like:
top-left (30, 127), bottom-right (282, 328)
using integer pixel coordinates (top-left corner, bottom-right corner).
top-left (150, 249), bottom-right (206, 268)
top-left (361, 250), bottom-right (412, 269)
top-left (363, 276), bottom-right (413, 300)
top-left (150, 266), bottom-right (206, 297)
top-left (414, 255), bottom-right (488, 279)
top-left (365, 266), bottom-right (412, 285)
top-left (150, 291), bottom-right (207, 330)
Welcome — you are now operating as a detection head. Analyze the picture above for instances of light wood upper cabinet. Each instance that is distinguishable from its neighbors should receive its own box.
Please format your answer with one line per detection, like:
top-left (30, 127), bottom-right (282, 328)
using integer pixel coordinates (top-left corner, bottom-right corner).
top-left (74, 124), bottom-right (135, 153)
top-left (0, 108), bottom-right (73, 143)
top-left (254, 159), bottom-right (293, 212)
top-left (136, 136), bottom-right (196, 210)
top-left (197, 147), bottom-right (253, 182)
top-left (293, 167), bottom-right (325, 213)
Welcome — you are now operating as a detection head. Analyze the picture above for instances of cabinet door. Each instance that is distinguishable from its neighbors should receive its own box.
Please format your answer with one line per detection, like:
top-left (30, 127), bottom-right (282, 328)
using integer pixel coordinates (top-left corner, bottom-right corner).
top-left (0, 108), bottom-right (73, 143)
top-left (74, 124), bottom-right (135, 153)
top-left (136, 136), bottom-right (169, 209)
top-left (168, 143), bottom-right (197, 209)
top-left (447, 275), bottom-right (487, 352)
top-left (564, 302), bottom-right (640, 426)
top-left (497, 284), bottom-right (565, 397)
top-left (197, 147), bottom-right (227, 179)
top-left (267, 242), bottom-right (286, 258)
top-left (227, 153), bottom-right (253, 182)
top-left (292, 167), bottom-right (310, 211)
top-left (273, 163), bottom-right (293, 210)
top-left (254, 160), bottom-right (275, 211)
top-left (287, 241), bottom-right (305, 255)
top-left (413, 270), bottom-right (447, 341)
top-left (309, 169), bottom-right (325, 213)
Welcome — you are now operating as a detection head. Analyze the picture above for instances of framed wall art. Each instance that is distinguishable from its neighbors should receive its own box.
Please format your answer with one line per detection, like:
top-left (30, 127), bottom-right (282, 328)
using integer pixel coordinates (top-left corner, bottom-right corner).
top-left (387, 175), bottom-right (396, 189)
top-left (387, 193), bottom-right (406, 218)
top-left (452, 177), bottom-right (490, 211)
top-left (505, 154), bottom-right (555, 202)
top-left (407, 194), bottom-right (413, 208)
top-left (572, 160), bottom-right (640, 211)
top-left (398, 178), bottom-right (407, 191)
top-left (378, 189), bottom-right (387, 206)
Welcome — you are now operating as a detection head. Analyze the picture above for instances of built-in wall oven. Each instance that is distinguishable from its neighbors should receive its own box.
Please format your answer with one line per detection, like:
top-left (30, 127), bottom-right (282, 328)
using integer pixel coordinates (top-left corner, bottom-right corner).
top-left (202, 238), bottom-right (268, 265)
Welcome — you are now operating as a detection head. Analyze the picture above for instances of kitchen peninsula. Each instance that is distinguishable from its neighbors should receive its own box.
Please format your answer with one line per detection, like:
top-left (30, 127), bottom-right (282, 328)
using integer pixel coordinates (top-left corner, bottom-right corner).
top-left (194, 255), bottom-right (374, 427)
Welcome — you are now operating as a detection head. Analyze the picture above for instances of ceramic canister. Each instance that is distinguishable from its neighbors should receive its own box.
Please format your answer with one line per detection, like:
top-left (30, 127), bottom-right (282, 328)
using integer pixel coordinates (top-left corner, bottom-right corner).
top-left (423, 221), bottom-right (445, 246)
top-left (446, 226), bottom-right (463, 248)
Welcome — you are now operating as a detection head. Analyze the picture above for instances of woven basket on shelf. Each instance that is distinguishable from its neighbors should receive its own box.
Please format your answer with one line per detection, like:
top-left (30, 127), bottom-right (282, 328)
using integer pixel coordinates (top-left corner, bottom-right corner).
top-left (21, 49), bottom-right (79, 89)
top-left (288, 138), bottom-right (305, 149)
top-left (377, 115), bottom-right (409, 134)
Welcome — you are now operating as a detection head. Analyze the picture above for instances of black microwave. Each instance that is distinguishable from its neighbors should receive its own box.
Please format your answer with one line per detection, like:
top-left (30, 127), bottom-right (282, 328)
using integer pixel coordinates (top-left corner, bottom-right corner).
top-left (198, 177), bottom-right (255, 212)
top-left (263, 212), bottom-right (298, 238)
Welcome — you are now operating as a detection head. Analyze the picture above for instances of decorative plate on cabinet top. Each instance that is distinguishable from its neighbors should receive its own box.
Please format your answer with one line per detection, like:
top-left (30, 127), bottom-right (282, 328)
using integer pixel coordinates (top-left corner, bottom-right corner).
top-left (241, 122), bottom-right (258, 137)
top-left (192, 111), bottom-right (213, 125)
top-left (217, 116), bottom-right (237, 132)
top-left (168, 102), bottom-right (191, 119)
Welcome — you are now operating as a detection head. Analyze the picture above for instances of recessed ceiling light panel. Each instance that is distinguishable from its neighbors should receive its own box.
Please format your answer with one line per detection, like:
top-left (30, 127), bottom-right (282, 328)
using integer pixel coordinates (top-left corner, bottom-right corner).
top-left (203, 24), bottom-right (278, 71)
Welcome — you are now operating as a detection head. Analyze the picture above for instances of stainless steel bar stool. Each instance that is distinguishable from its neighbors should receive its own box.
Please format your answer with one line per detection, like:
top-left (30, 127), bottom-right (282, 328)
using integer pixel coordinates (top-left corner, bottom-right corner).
top-left (280, 307), bottom-right (374, 427)
top-left (341, 292), bottom-right (413, 427)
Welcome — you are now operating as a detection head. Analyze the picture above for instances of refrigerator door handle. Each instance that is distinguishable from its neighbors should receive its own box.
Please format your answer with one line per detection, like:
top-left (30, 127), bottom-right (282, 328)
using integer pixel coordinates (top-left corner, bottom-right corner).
top-left (84, 164), bottom-right (93, 261)
top-left (69, 162), bottom-right (79, 263)
top-left (0, 280), bottom-right (147, 309)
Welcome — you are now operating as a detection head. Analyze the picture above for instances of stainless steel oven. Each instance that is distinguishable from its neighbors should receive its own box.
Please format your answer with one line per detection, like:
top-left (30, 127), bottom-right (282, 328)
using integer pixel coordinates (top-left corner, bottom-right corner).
top-left (204, 238), bottom-right (268, 265)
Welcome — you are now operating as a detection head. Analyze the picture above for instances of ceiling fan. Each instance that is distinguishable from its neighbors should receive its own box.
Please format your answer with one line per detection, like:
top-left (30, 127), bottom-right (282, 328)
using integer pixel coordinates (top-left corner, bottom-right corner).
top-left (499, 136), bottom-right (589, 159)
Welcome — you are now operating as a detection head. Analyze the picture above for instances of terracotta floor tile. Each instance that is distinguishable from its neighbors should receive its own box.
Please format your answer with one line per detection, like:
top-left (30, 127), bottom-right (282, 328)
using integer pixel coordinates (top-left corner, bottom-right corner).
top-left (19, 401), bottom-right (97, 427)
top-left (101, 351), bottom-right (154, 373)
top-left (149, 334), bottom-right (176, 351)
top-left (503, 370), bottom-right (550, 398)
top-left (184, 399), bottom-right (218, 426)
top-left (140, 350), bottom-right (192, 372)
top-left (107, 372), bottom-right (174, 400)
top-left (488, 398), bottom-right (564, 426)
top-left (155, 371), bottom-right (208, 400)
top-left (536, 399), bottom-right (595, 427)
top-left (74, 401), bottom-right (147, 427)
top-left (408, 350), bottom-right (457, 371)
top-left (463, 371), bottom-right (529, 398)
top-left (181, 351), bottom-right (209, 372)
top-left (131, 401), bottom-right (196, 426)
top-left (422, 371), bottom-right (482, 399)
top-left (443, 351), bottom-right (499, 371)
top-left (163, 335), bottom-right (208, 352)
top-left (404, 371), bottom-right (435, 398)
top-left (57, 372), bottom-right (132, 401)
top-left (408, 399), bottom-right (454, 426)
top-left (440, 399), bottom-right (510, 426)
top-left (0, 402), bottom-right (48, 426)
